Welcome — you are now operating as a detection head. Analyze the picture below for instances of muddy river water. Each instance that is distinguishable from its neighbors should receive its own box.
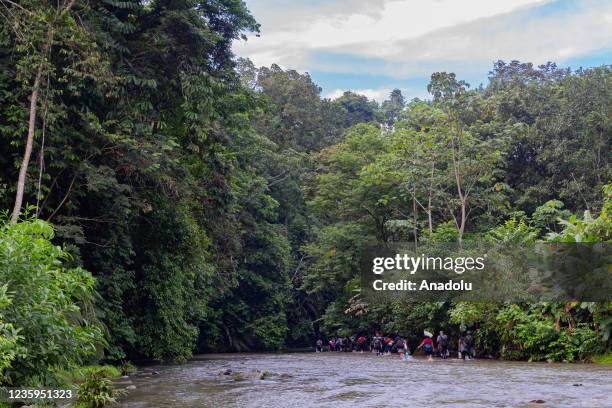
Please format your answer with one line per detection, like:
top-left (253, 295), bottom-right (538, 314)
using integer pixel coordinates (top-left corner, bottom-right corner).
top-left (119, 353), bottom-right (612, 407)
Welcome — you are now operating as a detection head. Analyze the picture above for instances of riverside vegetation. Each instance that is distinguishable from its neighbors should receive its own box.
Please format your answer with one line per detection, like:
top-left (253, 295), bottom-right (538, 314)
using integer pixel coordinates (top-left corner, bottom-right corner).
top-left (0, 0), bottom-right (610, 405)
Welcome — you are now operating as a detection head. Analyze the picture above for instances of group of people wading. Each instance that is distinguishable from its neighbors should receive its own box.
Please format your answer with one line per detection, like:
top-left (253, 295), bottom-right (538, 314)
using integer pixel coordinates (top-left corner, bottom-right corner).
top-left (315, 330), bottom-right (475, 361)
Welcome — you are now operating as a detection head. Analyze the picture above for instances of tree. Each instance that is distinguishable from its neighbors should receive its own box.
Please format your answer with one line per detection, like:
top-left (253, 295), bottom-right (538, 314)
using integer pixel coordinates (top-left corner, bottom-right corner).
top-left (334, 91), bottom-right (382, 127)
top-left (428, 72), bottom-right (509, 241)
top-left (0, 0), bottom-right (108, 223)
top-left (383, 102), bottom-right (448, 236)
top-left (381, 88), bottom-right (406, 127)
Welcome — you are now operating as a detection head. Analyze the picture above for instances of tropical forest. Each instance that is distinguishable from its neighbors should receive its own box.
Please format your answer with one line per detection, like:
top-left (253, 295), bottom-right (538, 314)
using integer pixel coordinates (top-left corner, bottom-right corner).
top-left (0, 0), bottom-right (610, 405)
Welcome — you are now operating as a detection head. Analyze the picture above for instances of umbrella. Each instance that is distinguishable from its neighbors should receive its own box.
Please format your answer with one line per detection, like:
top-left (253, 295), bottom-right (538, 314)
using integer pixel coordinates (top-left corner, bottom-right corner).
top-left (423, 330), bottom-right (433, 338)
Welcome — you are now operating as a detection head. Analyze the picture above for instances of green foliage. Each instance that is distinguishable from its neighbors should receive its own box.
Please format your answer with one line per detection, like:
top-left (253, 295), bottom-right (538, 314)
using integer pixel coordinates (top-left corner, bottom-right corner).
top-left (487, 218), bottom-right (539, 244)
top-left (547, 184), bottom-right (612, 242)
top-left (75, 367), bottom-right (117, 408)
top-left (532, 200), bottom-right (571, 233)
top-left (303, 67), bottom-right (611, 360)
top-left (0, 218), bottom-right (103, 384)
top-left (592, 352), bottom-right (612, 364)
top-left (449, 302), bottom-right (491, 327)
top-left (119, 361), bottom-right (136, 376)
top-left (77, 365), bottom-right (120, 380)
top-left (334, 91), bottom-right (382, 127)
top-left (428, 221), bottom-right (460, 243)
top-left (0, 285), bottom-right (22, 381)
top-left (495, 305), bottom-right (602, 362)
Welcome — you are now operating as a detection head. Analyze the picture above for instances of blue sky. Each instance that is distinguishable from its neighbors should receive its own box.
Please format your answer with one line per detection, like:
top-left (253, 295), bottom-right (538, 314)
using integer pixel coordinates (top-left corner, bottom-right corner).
top-left (234, 0), bottom-right (612, 102)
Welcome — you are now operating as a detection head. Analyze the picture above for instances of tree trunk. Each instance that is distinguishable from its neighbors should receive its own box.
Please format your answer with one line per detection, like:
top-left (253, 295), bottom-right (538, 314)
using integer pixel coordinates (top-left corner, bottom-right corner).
top-left (450, 134), bottom-right (465, 243)
top-left (413, 192), bottom-right (418, 247)
top-left (10, 0), bottom-right (76, 222)
top-left (11, 63), bottom-right (44, 223)
top-left (427, 158), bottom-right (435, 234)
top-left (459, 197), bottom-right (466, 242)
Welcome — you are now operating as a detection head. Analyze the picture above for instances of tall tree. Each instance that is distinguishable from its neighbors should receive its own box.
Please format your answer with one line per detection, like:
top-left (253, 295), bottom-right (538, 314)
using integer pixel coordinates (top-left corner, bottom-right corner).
top-left (381, 88), bottom-right (406, 127)
top-left (0, 0), bottom-right (106, 222)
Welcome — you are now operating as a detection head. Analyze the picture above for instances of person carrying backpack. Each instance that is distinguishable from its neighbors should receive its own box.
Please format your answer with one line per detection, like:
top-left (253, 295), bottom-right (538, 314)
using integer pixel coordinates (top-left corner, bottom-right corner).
top-left (437, 330), bottom-right (449, 359)
top-left (395, 336), bottom-right (406, 360)
top-left (417, 334), bottom-right (434, 361)
top-left (384, 336), bottom-right (393, 354)
top-left (373, 335), bottom-right (383, 356)
top-left (458, 333), bottom-right (467, 360)
top-left (465, 331), bottom-right (474, 359)
top-left (357, 335), bottom-right (367, 352)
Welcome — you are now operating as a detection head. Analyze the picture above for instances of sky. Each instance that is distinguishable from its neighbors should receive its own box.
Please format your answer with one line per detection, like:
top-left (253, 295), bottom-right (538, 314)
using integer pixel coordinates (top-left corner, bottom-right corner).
top-left (233, 0), bottom-right (612, 102)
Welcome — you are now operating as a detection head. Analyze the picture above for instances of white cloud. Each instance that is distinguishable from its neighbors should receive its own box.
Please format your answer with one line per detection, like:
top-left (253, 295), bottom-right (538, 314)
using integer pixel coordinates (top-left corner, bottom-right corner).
top-left (235, 0), bottom-right (612, 79)
top-left (236, 0), bottom-right (549, 68)
top-left (378, 5), bottom-right (612, 64)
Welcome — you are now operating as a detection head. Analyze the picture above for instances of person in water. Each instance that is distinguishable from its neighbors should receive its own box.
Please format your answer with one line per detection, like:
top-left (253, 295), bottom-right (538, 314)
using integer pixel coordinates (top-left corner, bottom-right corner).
top-left (357, 335), bottom-right (367, 352)
top-left (328, 338), bottom-right (335, 352)
top-left (417, 335), bottom-right (434, 361)
top-left (458, 333), bottom-right (468, 360)
top-left (464, 331), bottom-right (474, 359)
top-left (316, 338), bottom-right (323, 352)
top-left (335, 337), bottom-right (342, 352)
top-left (373, 335), bottom-right (383, 356)
top-left (395, 336), bottom-right (406, 360)
top-left (384, 336), bottom-right (393, 355)
top-left (436, 330), bottom-right (449, 359)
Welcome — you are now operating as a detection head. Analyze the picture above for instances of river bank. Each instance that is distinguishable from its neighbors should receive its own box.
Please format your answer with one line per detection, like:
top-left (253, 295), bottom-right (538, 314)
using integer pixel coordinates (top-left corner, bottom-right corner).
top-left (118, 353), bottom-right (612, 407)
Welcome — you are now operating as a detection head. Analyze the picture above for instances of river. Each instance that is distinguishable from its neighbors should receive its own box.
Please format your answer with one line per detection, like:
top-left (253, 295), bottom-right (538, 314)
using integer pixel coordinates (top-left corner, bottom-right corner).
top-left (119, 353), bottom-right (612, 407)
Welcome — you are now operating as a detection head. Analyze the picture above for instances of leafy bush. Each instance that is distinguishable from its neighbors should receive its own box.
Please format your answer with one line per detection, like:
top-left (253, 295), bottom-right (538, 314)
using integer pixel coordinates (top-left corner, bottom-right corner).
top-left (427, 221), bottom-right (459, 243)
top-left (487, 218), bottom-right (539, 244)
top-left (496, 304), bottom-right (559, 361)
top-left (78, 365), bottom-right (121, 380)
top-left (532, 200), bottom-right (571, 233)
top-left (119, 361), bottom-right (136, 376)
top-left (546, 325), bottom-right (602, 362)
top-left (496, 305), bottom-right (603, 362)
top-left (75, 367), bottom-right (117, 408)
top-left (0, 285), bottom-right (23, 381)
top-left (547, 184), bottom-right (611, 242)
top-left (0, 217), bottom-right (103, 384)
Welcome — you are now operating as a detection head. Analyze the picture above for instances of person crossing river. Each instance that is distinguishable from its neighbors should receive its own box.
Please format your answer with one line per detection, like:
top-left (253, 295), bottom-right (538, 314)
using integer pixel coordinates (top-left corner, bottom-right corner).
top-left (437, 330), bottom-right (449, 359)
top-left (417, 332), bottom-right (435, 361)
top-left (317, 330), bottom-right (475, 360)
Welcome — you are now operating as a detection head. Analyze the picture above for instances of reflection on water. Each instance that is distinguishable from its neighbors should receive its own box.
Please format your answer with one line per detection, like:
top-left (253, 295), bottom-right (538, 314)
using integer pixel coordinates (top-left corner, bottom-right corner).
top-left (119, 353), bottom-right (612, 408)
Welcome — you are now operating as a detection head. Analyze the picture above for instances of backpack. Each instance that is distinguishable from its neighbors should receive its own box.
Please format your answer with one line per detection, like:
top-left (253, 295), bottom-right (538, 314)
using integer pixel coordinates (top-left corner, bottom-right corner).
top-left (439, 335), bottom-right (448, 347)
top-left (465, 334), bottom-right (473, 347)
